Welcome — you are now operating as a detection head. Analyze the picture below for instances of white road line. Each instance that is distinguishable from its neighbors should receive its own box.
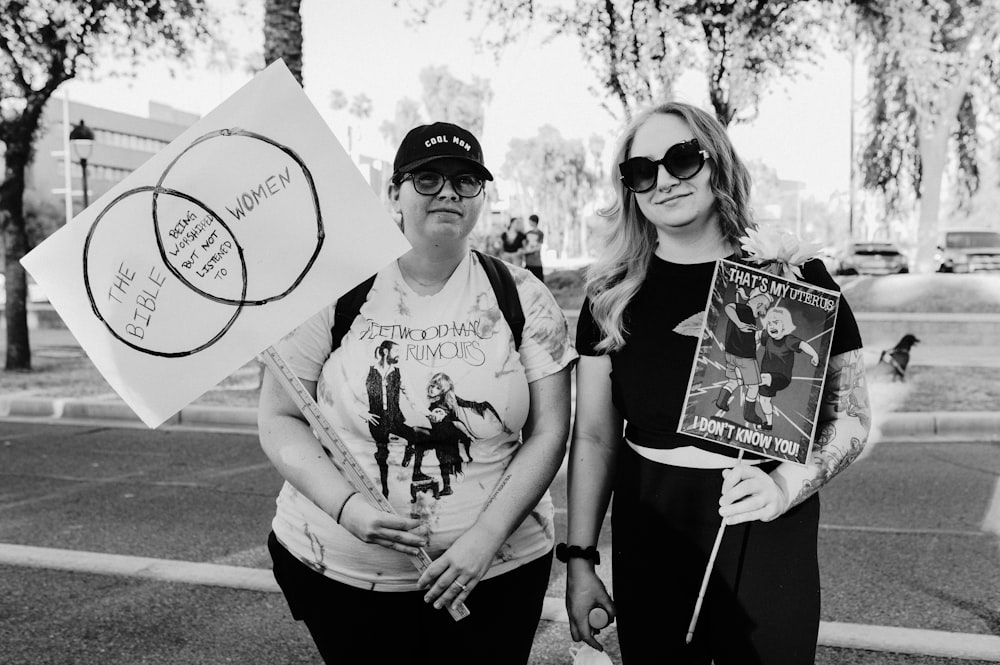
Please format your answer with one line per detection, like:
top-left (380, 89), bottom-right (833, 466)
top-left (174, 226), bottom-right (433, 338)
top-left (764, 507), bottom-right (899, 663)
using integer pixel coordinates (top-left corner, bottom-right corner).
top-left (0, 471), bottom-right (149, 512)
top-left (820, 523), bottom-right (989, 538)
top-left (0, 543), bottom-right (278, 592)
top-left (983, 476), bottom-right (1000, 537)
top-left (2, 543), bottom-right (999, 660)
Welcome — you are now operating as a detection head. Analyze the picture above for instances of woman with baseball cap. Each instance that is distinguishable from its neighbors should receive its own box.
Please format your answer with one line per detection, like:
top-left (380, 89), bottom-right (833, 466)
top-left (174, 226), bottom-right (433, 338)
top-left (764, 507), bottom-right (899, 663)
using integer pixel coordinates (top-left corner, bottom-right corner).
top-left (259, 121), bottom-right (576, 664)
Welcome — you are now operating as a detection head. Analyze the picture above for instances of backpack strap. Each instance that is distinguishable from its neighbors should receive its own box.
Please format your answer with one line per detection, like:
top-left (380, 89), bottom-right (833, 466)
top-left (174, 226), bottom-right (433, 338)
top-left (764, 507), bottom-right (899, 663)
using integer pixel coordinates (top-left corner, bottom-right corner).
top-left (473, 249), bottom-right (525, 350)
top-left (330, 274), bottom-right (376, 353)
top-left (329, 252), bottom-right (525, 353)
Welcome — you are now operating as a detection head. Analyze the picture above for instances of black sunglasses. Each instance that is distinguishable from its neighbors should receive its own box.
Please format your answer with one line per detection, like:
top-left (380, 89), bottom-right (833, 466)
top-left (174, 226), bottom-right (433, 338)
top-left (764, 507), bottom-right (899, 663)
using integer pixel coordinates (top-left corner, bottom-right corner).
top-left (619, 139), bottom-right (709, 193)
top-left (400, 171), bottom-right (485, 198)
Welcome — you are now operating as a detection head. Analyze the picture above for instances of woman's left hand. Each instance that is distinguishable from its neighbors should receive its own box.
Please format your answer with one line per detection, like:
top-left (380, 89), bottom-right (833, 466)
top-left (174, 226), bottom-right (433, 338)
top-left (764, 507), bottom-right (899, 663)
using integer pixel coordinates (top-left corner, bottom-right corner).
top-left (417, 523), bottom-right (504, 611)
top-left (718, 463), bottom-right (790, 525)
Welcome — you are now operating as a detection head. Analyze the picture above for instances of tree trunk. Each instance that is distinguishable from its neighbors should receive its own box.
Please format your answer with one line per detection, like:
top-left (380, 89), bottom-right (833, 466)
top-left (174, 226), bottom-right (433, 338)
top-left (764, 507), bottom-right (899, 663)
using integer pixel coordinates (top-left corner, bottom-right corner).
top-left (913, 80), bottom-right (968, 274)
top-left (264, 0), bottom-right (304, 86)
top-left (2, 140), bottom-right (31, 370)
top-left (914, 120), bottom-right (948, 273)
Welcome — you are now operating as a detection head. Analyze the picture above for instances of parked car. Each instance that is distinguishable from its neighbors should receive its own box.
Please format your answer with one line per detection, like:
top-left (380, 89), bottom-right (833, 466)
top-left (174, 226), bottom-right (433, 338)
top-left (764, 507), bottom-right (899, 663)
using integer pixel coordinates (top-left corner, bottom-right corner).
top-left (935, 228), bottom-right (1000, 273)
top-left (817, 246), bottom-right (840, 275)
top-left (833, 241), bottom-right (909, 275)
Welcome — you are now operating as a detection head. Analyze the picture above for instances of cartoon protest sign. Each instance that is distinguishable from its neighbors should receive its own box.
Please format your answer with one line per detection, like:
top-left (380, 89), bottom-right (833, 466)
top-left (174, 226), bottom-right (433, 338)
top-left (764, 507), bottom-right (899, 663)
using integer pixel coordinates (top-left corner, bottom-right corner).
top-left (21, 60), bottom-right (410, 428)
top-left (678, 259), bottom-right (839, 464)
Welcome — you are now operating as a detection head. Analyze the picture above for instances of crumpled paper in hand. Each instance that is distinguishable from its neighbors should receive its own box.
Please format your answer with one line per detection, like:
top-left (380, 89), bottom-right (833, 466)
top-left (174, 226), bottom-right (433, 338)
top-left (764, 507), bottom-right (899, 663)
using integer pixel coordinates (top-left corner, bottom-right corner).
top-left (570, 643), bottom-right (615, 665)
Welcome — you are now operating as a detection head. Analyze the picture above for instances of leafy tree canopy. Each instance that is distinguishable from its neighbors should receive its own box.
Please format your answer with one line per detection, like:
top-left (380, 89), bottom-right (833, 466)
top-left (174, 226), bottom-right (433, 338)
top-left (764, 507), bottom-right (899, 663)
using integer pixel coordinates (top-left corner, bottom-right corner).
top-left (503, 124), bottom-right (600, 257)
top-left (397, 0), bottom-right (829, 125)
top-left (379, 65), bottom-right (492, 147)
top-left (1, 0), bottom-right (215, 370)
top-left (852, 0), bottom-right (1000, 268)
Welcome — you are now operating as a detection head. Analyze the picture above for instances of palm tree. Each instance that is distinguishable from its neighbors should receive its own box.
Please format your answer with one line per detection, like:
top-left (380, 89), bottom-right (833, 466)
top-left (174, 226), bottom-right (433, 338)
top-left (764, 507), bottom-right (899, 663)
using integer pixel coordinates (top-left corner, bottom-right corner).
top-left (263, 0), bottom-right (304, 86)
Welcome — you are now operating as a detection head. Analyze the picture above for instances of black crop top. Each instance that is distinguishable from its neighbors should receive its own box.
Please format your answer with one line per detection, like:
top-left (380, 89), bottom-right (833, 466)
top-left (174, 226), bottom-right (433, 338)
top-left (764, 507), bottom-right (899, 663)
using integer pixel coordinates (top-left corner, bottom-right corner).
top-left (575, 255), bottom-right (863, 457)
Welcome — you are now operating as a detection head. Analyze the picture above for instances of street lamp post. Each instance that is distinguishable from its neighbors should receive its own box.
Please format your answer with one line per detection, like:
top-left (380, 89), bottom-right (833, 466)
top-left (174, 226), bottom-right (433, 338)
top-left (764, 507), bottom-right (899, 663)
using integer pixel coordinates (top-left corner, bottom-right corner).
top-left (69, 120), bottom-right (95, 209)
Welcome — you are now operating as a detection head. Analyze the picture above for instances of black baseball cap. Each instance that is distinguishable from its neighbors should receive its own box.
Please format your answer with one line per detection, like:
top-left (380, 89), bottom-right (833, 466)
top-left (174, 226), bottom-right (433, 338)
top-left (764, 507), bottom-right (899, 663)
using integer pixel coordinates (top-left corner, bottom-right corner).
top-left (392, 122), bottom-right (494, 181)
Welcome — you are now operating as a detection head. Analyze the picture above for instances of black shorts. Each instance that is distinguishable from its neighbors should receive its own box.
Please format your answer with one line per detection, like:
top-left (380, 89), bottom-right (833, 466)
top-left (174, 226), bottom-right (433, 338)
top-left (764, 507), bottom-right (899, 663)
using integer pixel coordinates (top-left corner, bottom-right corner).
top-left (759, 372), bottom-right (791, 397)
top-left (268, 531), bottom-right (552, 665)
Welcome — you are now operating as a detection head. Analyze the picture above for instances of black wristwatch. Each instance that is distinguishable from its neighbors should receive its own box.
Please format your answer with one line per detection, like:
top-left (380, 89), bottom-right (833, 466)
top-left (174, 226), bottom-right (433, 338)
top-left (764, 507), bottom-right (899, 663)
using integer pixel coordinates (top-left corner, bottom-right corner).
top-left (555, 543), bottom-right (601, 565)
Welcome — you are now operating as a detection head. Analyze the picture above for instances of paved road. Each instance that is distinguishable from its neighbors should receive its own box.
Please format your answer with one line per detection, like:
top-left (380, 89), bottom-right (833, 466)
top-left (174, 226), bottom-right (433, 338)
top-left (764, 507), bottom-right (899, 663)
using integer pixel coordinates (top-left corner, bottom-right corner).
top-left (1, 421), bottom-right (998, 663)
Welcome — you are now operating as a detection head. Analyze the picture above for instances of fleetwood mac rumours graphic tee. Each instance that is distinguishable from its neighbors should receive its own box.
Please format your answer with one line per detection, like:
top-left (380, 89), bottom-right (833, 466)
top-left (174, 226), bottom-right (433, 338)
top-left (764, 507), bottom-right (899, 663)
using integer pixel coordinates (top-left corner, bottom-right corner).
top-left (271, 251), bottom-right (577, 590)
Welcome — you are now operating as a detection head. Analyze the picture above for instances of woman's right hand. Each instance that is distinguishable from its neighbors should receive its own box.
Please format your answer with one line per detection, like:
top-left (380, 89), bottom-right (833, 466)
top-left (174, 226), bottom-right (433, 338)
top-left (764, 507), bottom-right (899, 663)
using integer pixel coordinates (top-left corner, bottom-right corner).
top-left (566, 560), bottom-right (616, 651)
top-left (338, 494), bottom-right (429, 556)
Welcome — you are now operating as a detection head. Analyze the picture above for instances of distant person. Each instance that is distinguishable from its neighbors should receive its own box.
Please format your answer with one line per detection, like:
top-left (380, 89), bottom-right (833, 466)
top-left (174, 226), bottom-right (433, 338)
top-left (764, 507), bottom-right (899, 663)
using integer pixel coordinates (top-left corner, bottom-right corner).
top-left (523, 214), bottom-right (545, 283)
top-left (258, 121), bottom-right (577, 665)
top-left (482, 223), bottom-right (505, 258)
top-left (500, 217), bottom-right (526, 267)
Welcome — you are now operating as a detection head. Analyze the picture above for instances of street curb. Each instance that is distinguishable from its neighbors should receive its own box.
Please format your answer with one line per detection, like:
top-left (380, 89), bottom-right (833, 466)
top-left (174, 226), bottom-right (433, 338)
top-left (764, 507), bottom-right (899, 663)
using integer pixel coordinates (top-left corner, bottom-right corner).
top-left (0, 397), bottom-right (251, 431)
top-left (1, 543), bottom-right (998, 661)
top-left (2, 397), bottom-right (998, 441)
top-left (873, 411), bottom-right (1000, 441)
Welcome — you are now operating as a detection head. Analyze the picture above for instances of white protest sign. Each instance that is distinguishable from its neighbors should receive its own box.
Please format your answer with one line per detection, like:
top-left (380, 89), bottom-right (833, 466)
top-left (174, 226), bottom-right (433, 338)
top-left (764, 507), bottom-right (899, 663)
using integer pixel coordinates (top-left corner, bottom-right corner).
top-left (21, 60), bottom-right (410, 428)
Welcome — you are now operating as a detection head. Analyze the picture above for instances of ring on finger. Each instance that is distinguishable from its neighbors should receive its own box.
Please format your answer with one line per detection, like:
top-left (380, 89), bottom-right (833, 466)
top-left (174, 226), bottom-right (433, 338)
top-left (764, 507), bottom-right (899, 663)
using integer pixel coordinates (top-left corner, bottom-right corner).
top-left (451, 580), bottom-right (467, 591)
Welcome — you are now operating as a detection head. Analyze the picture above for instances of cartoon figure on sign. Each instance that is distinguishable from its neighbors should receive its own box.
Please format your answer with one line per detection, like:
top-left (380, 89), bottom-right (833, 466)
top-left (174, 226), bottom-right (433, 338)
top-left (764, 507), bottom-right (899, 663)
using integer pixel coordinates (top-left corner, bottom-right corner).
top-left (363, 340), bottom-right (419, 497)
top-left (715, 287), bottom-right (772, 425)
top-left (754, 306), bottom-right (820, 431)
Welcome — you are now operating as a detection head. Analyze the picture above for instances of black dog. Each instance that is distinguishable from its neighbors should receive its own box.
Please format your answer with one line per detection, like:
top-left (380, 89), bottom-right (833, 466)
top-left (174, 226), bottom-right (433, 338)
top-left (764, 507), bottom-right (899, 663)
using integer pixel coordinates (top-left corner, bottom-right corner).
top-left (878, 334), bottom-right (920, 381)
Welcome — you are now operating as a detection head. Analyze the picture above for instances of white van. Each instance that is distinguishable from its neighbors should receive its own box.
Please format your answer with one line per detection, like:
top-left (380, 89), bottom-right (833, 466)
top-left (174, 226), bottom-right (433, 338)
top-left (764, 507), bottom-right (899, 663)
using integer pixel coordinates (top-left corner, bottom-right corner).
top-left (935, 228), bottom-right (1000, 272)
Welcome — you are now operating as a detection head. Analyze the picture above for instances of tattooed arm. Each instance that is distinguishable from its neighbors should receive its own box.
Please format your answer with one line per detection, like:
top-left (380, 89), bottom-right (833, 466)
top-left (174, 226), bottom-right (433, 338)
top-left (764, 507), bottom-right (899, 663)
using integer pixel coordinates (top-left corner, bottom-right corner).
top-left (720, 348), bottom-right (871, 524)
top-left (772, 348), bottom-right (872, 509)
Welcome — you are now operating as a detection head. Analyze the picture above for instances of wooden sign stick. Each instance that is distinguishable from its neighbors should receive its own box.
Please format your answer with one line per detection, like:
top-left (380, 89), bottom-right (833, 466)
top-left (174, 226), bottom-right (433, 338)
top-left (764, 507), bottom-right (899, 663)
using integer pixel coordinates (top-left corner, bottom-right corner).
top-left (685, 449), bottom-right (744, 643)
top-left (260, 345), bottom-right (471, 622)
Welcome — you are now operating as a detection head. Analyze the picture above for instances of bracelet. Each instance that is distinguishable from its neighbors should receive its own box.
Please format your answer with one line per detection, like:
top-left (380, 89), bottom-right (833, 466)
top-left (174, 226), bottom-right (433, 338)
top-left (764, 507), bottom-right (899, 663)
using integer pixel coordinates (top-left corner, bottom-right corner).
top-left (335, 492), bottom-right (358, 524)
top-left (555, 543), bottom-right (600, 565)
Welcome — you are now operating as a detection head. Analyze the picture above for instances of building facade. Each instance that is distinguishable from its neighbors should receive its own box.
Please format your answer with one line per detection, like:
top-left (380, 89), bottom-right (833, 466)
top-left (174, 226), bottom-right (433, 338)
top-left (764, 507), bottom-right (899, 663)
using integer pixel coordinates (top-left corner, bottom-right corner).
top-left (30, 99), bottom-right (199, 220)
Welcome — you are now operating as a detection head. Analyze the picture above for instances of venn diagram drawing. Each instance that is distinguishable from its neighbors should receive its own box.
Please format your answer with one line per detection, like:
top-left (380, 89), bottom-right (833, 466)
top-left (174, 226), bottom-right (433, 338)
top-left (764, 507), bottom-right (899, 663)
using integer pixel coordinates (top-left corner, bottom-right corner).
top-left (82, 128), bottom-right (324, 357)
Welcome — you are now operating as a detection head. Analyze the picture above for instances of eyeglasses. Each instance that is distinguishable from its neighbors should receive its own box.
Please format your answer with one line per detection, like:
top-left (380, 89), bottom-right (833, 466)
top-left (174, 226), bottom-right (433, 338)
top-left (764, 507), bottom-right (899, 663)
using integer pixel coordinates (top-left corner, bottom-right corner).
top-left (400, 171), bottom-right (485, 198)
top-left (619, 139), bottom-right (709, 193)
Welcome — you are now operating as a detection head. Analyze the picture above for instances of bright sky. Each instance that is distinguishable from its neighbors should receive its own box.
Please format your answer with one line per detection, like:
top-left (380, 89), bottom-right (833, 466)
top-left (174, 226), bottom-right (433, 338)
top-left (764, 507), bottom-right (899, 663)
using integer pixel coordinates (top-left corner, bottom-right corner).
top-left (66, 0), bottom-right (857, 200)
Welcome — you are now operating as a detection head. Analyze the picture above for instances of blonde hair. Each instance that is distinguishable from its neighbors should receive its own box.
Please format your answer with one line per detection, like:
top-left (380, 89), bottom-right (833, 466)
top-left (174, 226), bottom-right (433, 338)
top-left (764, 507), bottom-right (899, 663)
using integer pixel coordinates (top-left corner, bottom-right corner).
top-left (764, 306), bottom-right (796, 336)
top-left (586, 102), bottom-right (756, 352)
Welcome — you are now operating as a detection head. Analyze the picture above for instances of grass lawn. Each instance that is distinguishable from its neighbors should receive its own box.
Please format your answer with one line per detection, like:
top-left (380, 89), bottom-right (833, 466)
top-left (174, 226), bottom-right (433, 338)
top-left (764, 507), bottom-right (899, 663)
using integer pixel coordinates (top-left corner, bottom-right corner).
top-left (868, 365), bottom-right (1000, 413)
top-left (545, 267), bottom-right (1000, 313)
top-left (839, 273), bottom-right (1000, 313)
top-left (3, 271), bottom-right (998, 413)
top-left (8, 349), bottom-right (995, 414)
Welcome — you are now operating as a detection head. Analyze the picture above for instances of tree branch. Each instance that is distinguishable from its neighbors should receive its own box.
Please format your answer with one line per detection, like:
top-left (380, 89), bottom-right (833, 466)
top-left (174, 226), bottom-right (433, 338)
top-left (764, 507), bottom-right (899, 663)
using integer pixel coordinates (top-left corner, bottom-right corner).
top-left (0, 27), bottom-right (31, 93)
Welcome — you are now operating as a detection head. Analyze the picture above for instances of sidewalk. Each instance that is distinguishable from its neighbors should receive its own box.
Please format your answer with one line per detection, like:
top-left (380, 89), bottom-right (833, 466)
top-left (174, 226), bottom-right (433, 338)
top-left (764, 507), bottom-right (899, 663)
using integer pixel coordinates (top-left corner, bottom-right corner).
top-left (4, 319), bottom-right (1000, 442)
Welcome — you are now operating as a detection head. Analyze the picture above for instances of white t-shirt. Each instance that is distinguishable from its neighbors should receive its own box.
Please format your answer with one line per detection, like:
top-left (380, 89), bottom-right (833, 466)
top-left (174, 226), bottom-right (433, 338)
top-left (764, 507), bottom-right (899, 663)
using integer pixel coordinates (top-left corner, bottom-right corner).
top-left (271, 251), bottom-right (578, 591)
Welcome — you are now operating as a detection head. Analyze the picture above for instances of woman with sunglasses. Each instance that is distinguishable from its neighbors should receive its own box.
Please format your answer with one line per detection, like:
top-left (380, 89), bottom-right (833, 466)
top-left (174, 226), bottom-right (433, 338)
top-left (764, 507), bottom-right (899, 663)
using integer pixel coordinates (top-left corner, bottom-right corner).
top-left (259, 121), bottom-right (577, 665)
top-left (563, 102), bottom-right (870, 664)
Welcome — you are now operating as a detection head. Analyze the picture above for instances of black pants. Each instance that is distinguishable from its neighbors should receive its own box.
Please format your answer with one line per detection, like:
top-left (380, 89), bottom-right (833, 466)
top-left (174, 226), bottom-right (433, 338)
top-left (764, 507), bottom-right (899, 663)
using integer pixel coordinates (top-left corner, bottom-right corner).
top-left (611, 447), bottom-right (820, 665)
top-left (268, 532), bottom-right (552, 665)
